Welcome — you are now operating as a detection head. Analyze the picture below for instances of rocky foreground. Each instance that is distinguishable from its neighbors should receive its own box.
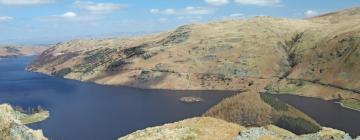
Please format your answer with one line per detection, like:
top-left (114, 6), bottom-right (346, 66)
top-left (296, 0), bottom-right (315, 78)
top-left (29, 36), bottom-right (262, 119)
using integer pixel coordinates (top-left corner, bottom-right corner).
top-left (0, 46), bottom-right (47, 58)
top-left (119, 117), bottom-right (244, 140)
top-left (0, 104), bottom-right (49, 140)
top-left (120, 117), bottom-right (359, 140)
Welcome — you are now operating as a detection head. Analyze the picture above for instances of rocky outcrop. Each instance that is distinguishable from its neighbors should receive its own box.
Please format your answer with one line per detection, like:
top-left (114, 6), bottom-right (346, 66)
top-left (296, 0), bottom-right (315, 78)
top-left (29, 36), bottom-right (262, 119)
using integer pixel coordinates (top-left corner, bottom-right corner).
top-left (120, 117), bottom-right (358, 140)
top-left (0, 104), bottom-right (49, 140)
top-left (119, 117), bottom-right (245, 140)
top-left (234, 126), bottom-right (357, 140)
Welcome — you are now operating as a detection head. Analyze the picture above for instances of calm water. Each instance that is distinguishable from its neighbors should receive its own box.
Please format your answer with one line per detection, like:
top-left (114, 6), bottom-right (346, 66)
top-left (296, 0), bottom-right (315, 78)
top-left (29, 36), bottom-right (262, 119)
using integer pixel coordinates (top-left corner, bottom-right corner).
top-left (0, 57), bottom-right (235, 140)
top-left (275, 94), bottom-right (360, 137)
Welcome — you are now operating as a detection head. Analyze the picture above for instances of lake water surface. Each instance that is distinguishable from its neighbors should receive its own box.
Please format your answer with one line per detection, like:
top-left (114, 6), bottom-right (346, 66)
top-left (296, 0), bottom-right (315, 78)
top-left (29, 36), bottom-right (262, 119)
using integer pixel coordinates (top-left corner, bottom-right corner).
top-left (0, 57), bottom-right (235, 140)
top-left (2, 57), bottom-right (360, 139)
top-left (274, 94), bottom-right (360, 137)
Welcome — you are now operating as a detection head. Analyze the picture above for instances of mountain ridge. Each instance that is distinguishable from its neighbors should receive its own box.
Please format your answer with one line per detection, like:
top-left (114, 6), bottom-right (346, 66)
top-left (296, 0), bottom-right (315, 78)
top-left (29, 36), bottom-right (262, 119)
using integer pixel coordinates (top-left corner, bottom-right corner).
top-left (27, 16), bottom-right (316, 90)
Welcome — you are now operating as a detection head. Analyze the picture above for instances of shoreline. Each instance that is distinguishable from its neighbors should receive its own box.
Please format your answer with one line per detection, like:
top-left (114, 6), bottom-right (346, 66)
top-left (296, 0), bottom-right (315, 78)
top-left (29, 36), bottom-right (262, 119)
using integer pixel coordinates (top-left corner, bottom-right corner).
top-left (268, 91), bottom-right (360, 112)
top-left (27, 67), bottom-right (360, 113)
top-left (335, 102), bottom-right (360, 112)
top-left (26, 68), bottom-right (246, 93)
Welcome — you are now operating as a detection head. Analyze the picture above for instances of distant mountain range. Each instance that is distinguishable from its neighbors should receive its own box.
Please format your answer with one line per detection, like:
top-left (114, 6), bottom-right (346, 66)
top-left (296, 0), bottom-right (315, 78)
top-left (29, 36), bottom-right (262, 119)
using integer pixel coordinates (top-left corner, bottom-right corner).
top-left (0, 31), bottom-right (161, 45)
top-left (0, 45), bottom-right (48, 58)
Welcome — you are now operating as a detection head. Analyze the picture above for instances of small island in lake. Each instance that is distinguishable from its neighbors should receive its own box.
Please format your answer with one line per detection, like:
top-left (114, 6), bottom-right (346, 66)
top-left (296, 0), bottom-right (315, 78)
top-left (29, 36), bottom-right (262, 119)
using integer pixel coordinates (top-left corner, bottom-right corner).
top-left (180, 96), bottom-right (204, 103)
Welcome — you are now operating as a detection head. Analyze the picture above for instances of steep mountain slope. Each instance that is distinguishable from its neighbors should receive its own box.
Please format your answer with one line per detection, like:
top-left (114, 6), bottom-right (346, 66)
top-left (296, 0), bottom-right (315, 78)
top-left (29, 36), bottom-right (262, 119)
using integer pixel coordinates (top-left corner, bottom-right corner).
top-left (27, 17), bottom-right (315, 90)
top-left (286, 7), bottom-right (360, 94)
top-left (264, 7), bottom-right (360, 107)
top-left (0, 46), bottom-right (47, 58)
top-left (27, 7), bottom-right (360, 94)
top-left (204, 7), bottom-right (360, 133)
top-left (27, 7), bottom-right (360, 93)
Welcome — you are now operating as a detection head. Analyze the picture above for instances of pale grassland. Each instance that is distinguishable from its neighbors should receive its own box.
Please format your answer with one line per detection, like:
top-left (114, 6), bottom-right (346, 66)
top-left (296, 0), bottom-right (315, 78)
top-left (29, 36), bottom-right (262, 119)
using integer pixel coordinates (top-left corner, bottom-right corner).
top-left (340, 99), bottom-right (360, 111)
top-left (119, 117), bottom-right (245, 140)
top-left (20, 111), bottom-right (50, 125)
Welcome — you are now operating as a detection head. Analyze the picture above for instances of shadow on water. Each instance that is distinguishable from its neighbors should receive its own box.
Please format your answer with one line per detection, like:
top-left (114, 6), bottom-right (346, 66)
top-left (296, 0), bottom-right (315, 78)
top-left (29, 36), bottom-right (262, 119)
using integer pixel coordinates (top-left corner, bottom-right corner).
top-left (274, 94), bottom-right (360, 138)
top-left (0, 57), bottom-right (235, 140)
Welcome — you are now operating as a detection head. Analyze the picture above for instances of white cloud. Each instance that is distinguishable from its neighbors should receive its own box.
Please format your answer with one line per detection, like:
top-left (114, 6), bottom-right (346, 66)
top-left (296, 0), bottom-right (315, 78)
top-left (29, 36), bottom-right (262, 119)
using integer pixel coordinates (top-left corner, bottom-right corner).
top-left (234, 0), bottom-right (281, 6)
top-left (0, 16), bottom-right (13, 22)
top-left (60, 12), bottom-right (77, 19)
top-left (150, 9), bottom-right (160, 14)
top-left (0, 0), bottom-right (55, 5)
top-left (42, 1), bottom-right (126, 22)
top-left (150, 8), bottom-right (176, 15)
top-left (73, 1), bottom-right (127, 14)
top-left (304, 10), bottom-right (319, 17)
top-left (46, 12), bottom-right (101, 21)
top-left (158, 18), bottom-right (168, 23)
top-left (204, 0), bottom-right (229, 6)
top-left (229, 13), bottom-right (244, 17)
top-left (163, 9), bottom-right (176, 15)
top-left (47, 12), bottom-right (78, 20)
top-left (150, 7), bottom-right (214, 15)
top-left (184, 7), bottom-right (213, 15)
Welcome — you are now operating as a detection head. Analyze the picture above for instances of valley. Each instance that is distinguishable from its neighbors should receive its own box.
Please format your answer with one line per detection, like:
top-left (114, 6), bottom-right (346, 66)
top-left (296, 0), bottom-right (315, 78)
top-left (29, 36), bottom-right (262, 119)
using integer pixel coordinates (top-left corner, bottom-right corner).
top-left (27, 6), bottom-right (360, 127)
top-left (1, 5), bottom-right (360, 140)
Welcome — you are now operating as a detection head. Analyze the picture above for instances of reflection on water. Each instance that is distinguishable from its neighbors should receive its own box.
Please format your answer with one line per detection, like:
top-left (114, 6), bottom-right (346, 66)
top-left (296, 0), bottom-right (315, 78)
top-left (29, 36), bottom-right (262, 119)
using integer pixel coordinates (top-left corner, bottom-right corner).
top-left (0, 57), bottom-right (234, 140)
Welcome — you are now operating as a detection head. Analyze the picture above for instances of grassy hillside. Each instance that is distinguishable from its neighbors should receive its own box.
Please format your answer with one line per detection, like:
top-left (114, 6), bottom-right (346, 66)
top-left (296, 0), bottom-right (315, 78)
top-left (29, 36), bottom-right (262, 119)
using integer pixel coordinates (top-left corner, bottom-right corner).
top-left (27, 17), bottom-right (315, 90)
top-left (263, 7), bottom-right (360, 110)
top-left (203, 91), bottom-right (320, 134)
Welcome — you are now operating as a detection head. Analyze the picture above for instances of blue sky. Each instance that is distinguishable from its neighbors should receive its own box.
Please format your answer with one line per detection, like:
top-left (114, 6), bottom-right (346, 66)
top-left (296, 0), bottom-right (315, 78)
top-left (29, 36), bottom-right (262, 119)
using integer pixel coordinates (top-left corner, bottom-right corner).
top-left (0, 0), bottom-right (359, 44)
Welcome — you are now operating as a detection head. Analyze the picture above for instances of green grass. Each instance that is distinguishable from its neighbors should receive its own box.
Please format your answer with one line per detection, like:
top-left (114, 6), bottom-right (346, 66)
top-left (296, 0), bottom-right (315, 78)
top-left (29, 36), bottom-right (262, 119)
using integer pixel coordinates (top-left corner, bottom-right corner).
top-left (265, 80), bottom-right (304, 94)
top-left (340, 99), bottom-right (360, 111)
top-left (20, 111), bottom-right (50, 125)
top-left (260, 93), bottom-right (289, 111)
top-left (275, 116), bottom-right (321, 135)
top-left (276, 86), bottom-right (301, 93)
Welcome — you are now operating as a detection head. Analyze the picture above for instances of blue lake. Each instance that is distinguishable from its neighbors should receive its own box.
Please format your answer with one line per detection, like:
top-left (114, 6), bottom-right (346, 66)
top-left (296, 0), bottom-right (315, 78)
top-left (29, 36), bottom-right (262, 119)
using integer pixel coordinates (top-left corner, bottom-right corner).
top-left (0, 56), bottom-right (235, 140)
top-left (274, 94), bottom-right (360, 138)
top-left (2, 56), bottom-right (359, 139)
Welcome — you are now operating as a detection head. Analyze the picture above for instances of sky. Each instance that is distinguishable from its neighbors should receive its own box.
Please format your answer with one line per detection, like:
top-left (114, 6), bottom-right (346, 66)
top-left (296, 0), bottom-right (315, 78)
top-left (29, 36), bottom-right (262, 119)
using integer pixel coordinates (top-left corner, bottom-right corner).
top-left (0, 0), bottom-right (359, 45)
